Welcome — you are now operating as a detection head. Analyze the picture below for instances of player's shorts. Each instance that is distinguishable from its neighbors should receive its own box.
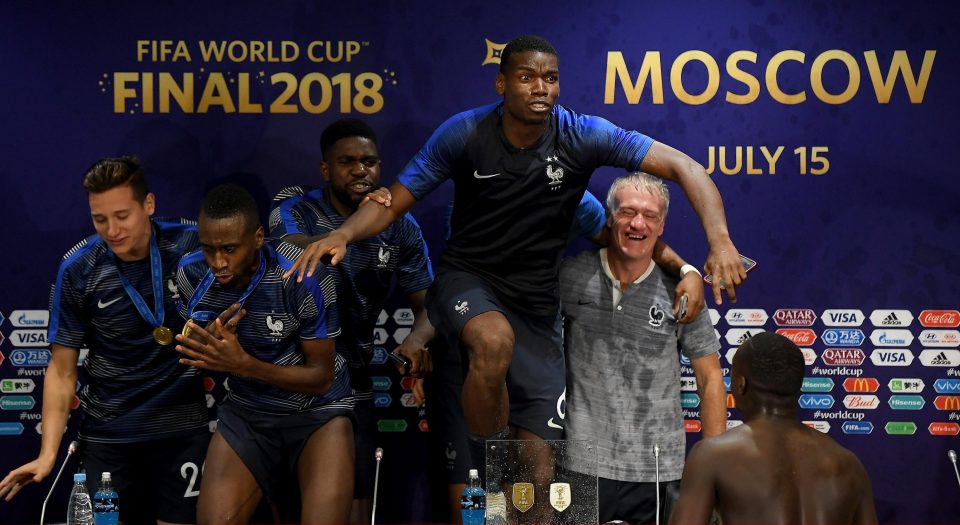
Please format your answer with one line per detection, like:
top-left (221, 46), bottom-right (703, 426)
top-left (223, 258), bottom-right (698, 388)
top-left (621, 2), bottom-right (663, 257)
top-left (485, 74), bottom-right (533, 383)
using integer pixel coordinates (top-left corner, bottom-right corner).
top-left (597, 477), bottom-right (680, 524)
top-left (79, 429), bottom-right (210, 524)
top-left (216, 399), bottom-right (355, 502)
top-left (426, 269), bottom-right (566, 439)
top-left (353, 395), bottom-right (376, 498)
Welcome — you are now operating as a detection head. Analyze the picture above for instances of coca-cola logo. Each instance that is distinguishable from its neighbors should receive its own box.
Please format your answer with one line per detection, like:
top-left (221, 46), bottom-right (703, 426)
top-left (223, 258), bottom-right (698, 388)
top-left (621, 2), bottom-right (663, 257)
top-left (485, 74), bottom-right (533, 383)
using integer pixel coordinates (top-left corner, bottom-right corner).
top-left (776, 328), bottom-right (817, 346)
top-left (919, 310), bottom-right (960, 328)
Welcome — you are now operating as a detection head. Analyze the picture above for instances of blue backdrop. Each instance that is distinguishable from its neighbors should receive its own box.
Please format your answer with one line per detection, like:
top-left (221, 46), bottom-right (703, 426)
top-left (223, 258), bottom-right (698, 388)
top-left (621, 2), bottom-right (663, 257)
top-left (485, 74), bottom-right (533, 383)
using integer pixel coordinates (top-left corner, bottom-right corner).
top-left (1, 1), bottom-right (958, 523)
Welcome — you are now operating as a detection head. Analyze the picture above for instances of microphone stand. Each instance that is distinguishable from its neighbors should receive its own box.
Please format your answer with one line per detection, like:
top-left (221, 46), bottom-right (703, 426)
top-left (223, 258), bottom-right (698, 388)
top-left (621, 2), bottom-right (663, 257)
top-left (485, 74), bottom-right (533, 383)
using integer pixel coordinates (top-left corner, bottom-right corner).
top-left (40, 440), bottom-right (79, 525)
top-left (371, 447), bottom-right (383, 525)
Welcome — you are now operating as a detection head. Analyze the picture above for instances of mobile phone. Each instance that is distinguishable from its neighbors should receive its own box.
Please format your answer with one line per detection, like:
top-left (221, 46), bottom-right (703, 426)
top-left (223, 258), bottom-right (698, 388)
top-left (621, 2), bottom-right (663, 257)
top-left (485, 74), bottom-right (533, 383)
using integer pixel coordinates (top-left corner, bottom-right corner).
top-left (703, 254), bottom-right (757, 288)
top-left (389, 351), bottom-right (412, 370)
top-left (678, 295), bottom-right (689, 319)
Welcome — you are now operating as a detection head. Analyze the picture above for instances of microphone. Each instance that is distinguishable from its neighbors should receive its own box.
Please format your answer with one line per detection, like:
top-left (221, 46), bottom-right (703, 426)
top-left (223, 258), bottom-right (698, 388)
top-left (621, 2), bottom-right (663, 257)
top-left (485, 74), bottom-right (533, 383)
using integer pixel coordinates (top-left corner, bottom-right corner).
top-left (371, 448), bottom-right (384, 525)
top-left (40, 440), bottom-right (79, 525)
top-left (949, 450), bottom-right (960, 492)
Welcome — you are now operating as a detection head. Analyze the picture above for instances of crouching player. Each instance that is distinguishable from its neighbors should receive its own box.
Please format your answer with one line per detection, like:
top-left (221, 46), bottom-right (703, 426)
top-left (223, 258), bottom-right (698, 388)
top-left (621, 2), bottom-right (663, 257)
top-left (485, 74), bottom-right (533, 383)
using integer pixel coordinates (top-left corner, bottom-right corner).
top-left (175, 184), bottom-right (353, 524)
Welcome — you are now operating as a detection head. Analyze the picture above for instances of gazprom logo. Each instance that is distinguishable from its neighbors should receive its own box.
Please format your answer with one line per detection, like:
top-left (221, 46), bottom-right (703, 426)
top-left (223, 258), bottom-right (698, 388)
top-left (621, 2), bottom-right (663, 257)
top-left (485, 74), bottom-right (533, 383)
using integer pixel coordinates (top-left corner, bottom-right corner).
top-left (798, 394), bottom-right (834, 409)
top-left (802, 377), bottom-right (835, 393)
top-left (10, 310), bottom-right (49, 328)
top-left (842, 421), bottom-right (874, 435)
top-left (821, 329), bottom-right (864, 347)
top-left (934, 379), bottom-right (960, 394)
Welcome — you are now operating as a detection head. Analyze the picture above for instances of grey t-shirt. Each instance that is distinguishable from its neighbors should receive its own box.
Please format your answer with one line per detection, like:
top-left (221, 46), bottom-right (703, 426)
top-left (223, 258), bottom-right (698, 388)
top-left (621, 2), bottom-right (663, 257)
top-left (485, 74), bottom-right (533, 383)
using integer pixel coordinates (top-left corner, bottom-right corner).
top-left (559, 249), bottom-right (720, 482)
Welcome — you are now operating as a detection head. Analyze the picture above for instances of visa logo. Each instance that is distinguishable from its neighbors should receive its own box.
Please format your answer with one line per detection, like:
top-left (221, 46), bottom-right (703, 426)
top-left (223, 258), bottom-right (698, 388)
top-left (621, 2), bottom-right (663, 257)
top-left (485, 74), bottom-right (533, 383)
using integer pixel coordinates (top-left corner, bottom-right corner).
top-left (934, 379), bottom-right (960, 393)
top-left (828, 312), bottom-right (861, 324)
top-left (798, 394), bottom-right (834, 409)
top-left (869, 349), bottom-right (914, 367)
top-left (10, 330), bottom-right (48, 348)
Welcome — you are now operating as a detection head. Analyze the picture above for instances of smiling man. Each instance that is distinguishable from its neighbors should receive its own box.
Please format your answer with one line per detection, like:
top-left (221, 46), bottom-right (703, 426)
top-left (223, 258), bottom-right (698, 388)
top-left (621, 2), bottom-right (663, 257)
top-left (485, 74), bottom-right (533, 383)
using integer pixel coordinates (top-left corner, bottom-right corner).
top-left (0, 157), bottom-right (212, 525)
top-left (559, 173), bottom-right (725, 524)
top-left (175, 184), bottom-right (353, 524)
top-left (286, 35), bottom-right (744, 478)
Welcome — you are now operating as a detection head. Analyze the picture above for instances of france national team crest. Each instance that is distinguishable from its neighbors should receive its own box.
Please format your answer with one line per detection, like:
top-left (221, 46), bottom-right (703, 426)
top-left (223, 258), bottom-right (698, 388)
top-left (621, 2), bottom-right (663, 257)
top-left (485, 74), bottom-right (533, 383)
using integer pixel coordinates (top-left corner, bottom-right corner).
top-left (545, 154), bottom-right (564, 190)
top-left (512, 482), bottom-right (534, 513)
top-left (266, 315), bottom-right (284, 336)
top-left (377, 247), bottom-right (390, 269)
top-left (550, 482), bottom-right (571, 512)
top-left (455, 300), bottom-right (469, 315)
top-left (649, 304), bottom-right (665, 327)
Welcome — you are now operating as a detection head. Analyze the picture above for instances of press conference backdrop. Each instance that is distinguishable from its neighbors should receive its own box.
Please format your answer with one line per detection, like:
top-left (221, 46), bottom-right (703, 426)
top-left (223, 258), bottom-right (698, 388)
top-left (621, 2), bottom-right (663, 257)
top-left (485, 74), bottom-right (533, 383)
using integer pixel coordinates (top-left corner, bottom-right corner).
top-left (1, 1), bottom-right (958, 523)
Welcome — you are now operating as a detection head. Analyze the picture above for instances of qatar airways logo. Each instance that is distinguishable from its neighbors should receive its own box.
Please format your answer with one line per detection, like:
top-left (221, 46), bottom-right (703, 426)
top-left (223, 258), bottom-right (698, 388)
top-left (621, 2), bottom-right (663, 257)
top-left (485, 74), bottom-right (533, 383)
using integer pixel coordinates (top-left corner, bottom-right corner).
top-left (822, 348), bottom-right (866, 366)
top-left (773, 309), bottom-right (816, 327)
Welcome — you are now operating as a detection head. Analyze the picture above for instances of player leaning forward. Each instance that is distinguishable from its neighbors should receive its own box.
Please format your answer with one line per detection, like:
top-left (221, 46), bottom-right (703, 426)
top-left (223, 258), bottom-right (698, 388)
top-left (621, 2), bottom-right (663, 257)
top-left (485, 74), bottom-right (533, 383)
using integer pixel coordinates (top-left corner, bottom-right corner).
top-left (175, 184), bottom-right (353, 524)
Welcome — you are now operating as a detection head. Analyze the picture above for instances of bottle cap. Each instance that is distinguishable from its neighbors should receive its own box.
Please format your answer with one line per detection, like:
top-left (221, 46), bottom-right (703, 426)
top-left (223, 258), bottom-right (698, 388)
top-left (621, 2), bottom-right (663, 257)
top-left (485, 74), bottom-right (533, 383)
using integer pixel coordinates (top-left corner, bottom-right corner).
top-left (468, 468), bottom-right (479, 477)
top-left (73, 473), bottom-right (86, 482)
top-left (102, 472), bottom-right (112, 481)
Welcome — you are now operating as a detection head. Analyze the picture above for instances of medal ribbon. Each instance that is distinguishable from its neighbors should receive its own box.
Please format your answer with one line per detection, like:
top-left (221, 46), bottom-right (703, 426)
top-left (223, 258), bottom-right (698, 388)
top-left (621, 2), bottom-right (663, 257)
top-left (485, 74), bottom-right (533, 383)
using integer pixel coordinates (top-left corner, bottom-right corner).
top-left (186, 250), bottom-right (266, 324)
top-left (110, 231), bottom-right (165, 329)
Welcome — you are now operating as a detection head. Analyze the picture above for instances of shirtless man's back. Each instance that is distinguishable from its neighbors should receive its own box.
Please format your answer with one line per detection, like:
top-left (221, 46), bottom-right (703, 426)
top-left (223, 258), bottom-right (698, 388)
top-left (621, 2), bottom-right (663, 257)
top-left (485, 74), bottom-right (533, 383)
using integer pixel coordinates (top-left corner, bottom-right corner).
top-left (670, 332), bottom-right (877, 525)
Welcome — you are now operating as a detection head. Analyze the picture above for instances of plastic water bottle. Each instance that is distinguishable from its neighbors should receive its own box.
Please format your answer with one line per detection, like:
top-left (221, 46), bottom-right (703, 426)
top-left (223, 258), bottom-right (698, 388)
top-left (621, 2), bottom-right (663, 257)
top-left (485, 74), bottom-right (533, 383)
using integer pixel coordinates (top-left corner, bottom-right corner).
top-left (67, 472), bottom-right (94, 525)
top-left (93, 472), bottom-right (120, 525)
top-left (460, 468), bottom-right (486, 525)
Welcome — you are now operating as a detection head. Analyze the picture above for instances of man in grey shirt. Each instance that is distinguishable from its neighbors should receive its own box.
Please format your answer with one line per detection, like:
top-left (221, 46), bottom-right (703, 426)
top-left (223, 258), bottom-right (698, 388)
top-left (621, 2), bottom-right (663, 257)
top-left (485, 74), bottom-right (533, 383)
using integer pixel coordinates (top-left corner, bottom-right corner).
top-left (559, 172), bottom-right (726, 524)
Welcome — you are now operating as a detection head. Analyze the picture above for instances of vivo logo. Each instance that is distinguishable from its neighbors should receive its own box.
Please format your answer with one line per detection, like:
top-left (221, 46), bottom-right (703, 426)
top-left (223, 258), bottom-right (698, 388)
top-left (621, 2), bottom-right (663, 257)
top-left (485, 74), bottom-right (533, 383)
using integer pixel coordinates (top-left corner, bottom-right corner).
top-left (798, 394), bottom-right (834, 409)
top-left (373, 393), bottom-right (392, 408)
top-left (934, 379), bottom-right (960, 394)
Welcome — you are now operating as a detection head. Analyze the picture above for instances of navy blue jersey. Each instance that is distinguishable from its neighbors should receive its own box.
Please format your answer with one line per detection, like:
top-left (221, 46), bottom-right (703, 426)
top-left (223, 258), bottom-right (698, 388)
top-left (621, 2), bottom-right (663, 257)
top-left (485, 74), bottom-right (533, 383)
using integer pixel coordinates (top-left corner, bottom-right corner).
top-left (446, 190), bottom-right (606, 242)
top-left (269, 186), bottom-right (434, 392)
top-left (398, 101), bottom-right (653, 315)
top-left (176, 240), bottom-right (350, 415)
top-left (48, 218), bottom-right (207, 443)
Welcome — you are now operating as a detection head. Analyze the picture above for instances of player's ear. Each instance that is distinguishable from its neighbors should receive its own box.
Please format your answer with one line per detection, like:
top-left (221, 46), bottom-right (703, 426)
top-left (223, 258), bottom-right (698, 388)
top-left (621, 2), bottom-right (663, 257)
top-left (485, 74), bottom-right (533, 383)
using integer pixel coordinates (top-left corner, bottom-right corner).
top-left (320, 160), bottom-right (331, 183)
top-left (496, 71), bottom-right (505, 96)
top-left (143, 192), bottom-right (156, 216)
top-left (254, 225), bottom-right (264, 249)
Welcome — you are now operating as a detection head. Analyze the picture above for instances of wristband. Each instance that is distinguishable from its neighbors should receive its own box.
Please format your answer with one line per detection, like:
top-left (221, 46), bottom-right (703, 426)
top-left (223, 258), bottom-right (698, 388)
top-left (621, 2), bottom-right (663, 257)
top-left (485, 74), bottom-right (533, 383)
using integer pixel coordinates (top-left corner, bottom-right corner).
top-left (680, 264), bottom-right (702, 278)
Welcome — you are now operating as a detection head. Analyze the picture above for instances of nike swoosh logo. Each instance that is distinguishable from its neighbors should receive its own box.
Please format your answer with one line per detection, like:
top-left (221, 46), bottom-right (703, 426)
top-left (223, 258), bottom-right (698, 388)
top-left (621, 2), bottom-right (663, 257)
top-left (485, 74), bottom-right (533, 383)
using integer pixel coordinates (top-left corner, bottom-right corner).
top-left (97, 296), bottom-right (123, 309)
top-left (473, 170), bottom-right (500, 179)
top-left (547, 418), bottom-right (563, 429)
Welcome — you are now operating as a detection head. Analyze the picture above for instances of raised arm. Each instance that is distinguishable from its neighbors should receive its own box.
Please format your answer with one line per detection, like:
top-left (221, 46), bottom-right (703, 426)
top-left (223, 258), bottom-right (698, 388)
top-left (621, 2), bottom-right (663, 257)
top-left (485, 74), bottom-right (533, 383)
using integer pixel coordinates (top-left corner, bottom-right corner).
top-left (285, 182), bottom-right (417, 280)
top-left (640, 141), bottom-right (745, 305)
top-left (668, 440), bottom-right (718, 525)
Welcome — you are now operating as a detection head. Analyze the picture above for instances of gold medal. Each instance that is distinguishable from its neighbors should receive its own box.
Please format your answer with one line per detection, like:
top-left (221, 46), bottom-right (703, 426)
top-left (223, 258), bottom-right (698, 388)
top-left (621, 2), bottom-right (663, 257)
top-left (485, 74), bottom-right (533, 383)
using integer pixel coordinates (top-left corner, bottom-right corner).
top-left (153, 326), bottom-right (174, 345)
top-left (181, 321), bottom-right (193, 339)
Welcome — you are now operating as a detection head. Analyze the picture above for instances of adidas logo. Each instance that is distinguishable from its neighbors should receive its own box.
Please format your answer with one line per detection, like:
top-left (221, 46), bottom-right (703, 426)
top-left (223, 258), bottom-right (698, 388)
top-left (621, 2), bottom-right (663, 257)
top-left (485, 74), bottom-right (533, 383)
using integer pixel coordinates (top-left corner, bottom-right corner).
top-left (882, 312), bottom-right (901, 325)
top-left (931, 352), bottom-right (951, 365)
top-left (736, 331), bottom-right (755, 344)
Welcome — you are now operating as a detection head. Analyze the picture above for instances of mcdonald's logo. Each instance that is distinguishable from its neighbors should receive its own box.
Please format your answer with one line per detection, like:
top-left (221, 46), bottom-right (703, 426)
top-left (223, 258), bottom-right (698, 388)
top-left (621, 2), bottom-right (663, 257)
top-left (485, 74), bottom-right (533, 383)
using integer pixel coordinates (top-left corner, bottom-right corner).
top-left (928, 422), bottom-right (960, 436)
top-left (843, 377), bottom-right (879, 392)
top-left (726, 393), bottom-right (736, 408)
top-left (684, 420), bottom-right (702, 433)
top-left (934, 396), bottom-right (960, 411)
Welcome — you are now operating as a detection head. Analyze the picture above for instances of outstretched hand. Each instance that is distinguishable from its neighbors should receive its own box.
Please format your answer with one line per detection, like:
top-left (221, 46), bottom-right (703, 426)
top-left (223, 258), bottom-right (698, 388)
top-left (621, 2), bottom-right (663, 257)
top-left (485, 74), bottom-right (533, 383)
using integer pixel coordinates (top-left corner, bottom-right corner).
top-left (0, 458), bottom-right (52, 502)
top-left (282, 230), bottom-right (350, 282)
top-left (703, 240), bottom-right (746, 305)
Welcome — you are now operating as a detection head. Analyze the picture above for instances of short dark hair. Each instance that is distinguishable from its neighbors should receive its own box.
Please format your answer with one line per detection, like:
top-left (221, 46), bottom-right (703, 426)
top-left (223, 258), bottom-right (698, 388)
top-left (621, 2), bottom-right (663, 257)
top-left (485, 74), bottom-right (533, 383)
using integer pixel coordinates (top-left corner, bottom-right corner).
top-left (200, 183), bottom-right (261, 233)
top-left (499, 35), bottom-right (558, 72)
top-left (82, 156), bottom-right (150, 202)
top-left (738, 332), bottom-right (805, 397)
top-left (320, 119), bottom-right (379, 159)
